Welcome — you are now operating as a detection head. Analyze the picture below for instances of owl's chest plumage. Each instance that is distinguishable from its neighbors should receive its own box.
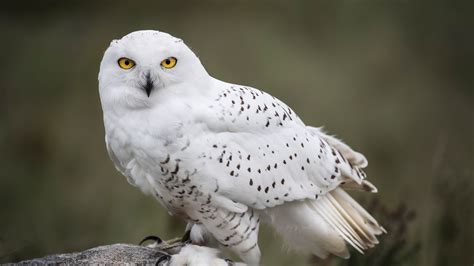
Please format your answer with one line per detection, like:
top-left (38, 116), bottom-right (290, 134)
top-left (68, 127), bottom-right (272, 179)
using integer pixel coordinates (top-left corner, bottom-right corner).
top-left (103, 105), bottom-right (218, 219)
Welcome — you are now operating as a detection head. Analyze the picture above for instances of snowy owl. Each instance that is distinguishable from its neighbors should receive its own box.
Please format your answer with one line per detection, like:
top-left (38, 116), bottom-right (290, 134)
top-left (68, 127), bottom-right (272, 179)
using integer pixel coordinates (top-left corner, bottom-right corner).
top-left (98, 30), bottom-right (385, 265)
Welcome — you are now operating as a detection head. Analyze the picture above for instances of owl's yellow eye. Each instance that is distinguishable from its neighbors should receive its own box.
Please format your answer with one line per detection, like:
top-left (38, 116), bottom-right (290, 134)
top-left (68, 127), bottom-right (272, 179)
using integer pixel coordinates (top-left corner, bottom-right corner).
top-left (161, 57), bottom-right (177, 69)
top-left (118, 57), bottom-right (136, 69)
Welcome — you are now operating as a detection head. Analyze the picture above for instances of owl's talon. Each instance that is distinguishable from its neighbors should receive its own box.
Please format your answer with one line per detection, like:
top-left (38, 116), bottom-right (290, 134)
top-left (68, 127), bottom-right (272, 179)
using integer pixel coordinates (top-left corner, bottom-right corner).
top-left (181, 229), bottom-right (191, 243)
top-left (155, 254), bottom-right (171, 265)
top-left (139, 235), bottom-right (163, 246)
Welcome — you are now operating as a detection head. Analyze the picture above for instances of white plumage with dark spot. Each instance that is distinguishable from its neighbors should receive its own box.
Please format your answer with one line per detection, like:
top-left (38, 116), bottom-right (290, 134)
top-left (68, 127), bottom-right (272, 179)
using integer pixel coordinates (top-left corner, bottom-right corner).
top-left (98, 30), bottom-right (385, 265)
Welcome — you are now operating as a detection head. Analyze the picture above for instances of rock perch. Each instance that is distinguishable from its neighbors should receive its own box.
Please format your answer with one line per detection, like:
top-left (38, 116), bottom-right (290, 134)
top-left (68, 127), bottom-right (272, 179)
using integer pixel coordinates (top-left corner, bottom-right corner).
top-left (12, 244), bottom-right (167, 265)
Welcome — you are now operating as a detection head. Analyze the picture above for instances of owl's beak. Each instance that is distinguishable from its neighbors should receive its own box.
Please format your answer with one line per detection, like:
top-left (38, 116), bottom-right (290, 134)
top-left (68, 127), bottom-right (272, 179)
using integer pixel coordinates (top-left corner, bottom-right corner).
top-left (141, 71), bottom-right (154, 97)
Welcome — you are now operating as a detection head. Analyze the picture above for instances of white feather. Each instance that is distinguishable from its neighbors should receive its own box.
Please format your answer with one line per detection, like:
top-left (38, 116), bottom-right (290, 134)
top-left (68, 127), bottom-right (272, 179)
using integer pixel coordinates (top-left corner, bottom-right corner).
top-left (169, 245), bottom-right (247, 266)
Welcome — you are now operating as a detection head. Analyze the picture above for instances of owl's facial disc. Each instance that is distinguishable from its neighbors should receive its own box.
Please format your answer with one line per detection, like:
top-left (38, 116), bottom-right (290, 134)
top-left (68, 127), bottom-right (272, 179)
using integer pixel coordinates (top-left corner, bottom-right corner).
top-left (99, 30), bottom-right (211, 110)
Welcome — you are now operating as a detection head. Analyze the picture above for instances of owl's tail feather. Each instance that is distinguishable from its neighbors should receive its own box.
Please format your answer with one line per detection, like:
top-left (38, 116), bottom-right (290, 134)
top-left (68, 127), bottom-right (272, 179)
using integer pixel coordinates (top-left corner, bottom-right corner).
top-left (268, 188), bottom-right (385, 259)
top-left (309, 188), bottom-right (386, 255)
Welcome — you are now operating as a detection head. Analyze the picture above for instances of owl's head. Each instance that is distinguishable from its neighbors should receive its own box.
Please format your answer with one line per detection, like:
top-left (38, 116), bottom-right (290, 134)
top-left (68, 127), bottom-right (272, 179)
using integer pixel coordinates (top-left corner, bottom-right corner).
top-left (98, 30), bottom-right (209, 111)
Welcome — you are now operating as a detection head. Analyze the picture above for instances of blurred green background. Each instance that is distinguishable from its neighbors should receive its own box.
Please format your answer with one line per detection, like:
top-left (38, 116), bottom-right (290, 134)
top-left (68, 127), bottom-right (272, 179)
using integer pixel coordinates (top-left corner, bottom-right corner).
top-left (1, 1), bottom-right (472, 265)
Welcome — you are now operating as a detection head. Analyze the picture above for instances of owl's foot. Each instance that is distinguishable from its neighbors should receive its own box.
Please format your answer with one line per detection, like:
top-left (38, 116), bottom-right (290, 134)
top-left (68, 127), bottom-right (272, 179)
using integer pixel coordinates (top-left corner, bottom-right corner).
top-left (154, 244), bottom-right (243, 266)
top-left (139, 235), bottom-right (189, 254)
top-left (139, 235), bottom-right (192, 265)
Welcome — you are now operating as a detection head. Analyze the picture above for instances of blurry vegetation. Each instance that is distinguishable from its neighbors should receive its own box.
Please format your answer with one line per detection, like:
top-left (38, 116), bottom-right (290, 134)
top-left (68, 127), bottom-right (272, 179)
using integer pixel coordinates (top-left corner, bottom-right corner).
top-left (431, 138), bottom-right (473, 266)
top-left (0, 0), bottom-right (472, 265)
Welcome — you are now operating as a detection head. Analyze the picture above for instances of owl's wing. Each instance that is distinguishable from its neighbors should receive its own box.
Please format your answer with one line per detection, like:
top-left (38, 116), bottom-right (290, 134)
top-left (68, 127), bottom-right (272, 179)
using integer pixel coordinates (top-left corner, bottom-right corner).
top-left (105, 136), bottom-right (135, 185)
top-left (185, 84), bottom-right (372, 210)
